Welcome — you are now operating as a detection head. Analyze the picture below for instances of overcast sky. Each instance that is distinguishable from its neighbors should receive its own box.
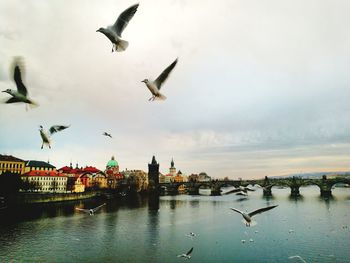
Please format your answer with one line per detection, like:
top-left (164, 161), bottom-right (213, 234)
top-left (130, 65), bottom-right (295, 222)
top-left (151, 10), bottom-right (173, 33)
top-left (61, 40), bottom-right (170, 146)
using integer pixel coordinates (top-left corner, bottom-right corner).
top-left (1, 0), bottom-right (350, 179)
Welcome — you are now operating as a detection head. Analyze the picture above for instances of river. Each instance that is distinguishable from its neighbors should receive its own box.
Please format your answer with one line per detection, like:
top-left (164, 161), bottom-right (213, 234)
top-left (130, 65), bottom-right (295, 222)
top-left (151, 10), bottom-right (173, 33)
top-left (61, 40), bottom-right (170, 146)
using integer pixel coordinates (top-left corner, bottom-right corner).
top-left (0, 186), bottom-right (349, 262)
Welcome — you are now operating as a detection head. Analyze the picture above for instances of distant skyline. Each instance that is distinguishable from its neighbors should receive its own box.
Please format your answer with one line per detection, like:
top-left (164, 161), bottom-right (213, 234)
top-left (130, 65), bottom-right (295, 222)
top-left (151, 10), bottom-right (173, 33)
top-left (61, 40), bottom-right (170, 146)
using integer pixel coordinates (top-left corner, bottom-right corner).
top-left (1, 0), bottom-right (350, 179)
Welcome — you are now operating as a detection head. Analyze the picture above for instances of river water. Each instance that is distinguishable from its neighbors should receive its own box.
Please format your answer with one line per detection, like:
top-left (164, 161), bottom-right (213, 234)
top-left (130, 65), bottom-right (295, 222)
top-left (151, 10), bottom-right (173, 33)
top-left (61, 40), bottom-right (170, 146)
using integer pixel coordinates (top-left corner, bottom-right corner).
top-left (0, 186), bottom-right (349, 262)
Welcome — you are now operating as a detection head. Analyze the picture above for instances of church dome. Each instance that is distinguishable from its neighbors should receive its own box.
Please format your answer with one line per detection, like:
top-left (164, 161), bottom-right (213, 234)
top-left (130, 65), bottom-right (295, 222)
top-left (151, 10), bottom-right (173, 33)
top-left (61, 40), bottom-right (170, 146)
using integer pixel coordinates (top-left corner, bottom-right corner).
top-left (106, 156), bottom-right (119, 168)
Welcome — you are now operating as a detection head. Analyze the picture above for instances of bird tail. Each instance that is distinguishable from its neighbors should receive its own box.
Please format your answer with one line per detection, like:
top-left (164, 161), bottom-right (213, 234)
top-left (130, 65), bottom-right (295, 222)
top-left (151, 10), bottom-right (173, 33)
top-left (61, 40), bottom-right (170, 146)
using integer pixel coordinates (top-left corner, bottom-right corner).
top-left (155, 93), bottom-right (167, 101)
top-left (28, 100), bottom-right (39, 109)
top-left (116, 39), bottom-right (129, 52)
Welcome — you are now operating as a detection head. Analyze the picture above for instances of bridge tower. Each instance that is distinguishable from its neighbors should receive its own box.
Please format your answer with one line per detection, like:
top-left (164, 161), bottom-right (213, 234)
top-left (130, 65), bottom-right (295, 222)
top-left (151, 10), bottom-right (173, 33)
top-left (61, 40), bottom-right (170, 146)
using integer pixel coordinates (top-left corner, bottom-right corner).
top-left (148, 156), bottom-right (160, 193)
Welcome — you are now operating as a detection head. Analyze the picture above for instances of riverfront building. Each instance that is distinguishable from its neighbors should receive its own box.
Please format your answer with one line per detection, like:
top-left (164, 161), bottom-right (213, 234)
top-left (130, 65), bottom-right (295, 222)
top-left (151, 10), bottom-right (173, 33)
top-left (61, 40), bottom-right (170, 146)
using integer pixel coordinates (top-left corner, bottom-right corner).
top-left (24, 160), bottom-right (56, 173)
top-left (0, 155), bottom-right (25, 175)
top-left (21, 170), bottom-right (68, 193)
top-left (105, 156), bottom-right (124, 189)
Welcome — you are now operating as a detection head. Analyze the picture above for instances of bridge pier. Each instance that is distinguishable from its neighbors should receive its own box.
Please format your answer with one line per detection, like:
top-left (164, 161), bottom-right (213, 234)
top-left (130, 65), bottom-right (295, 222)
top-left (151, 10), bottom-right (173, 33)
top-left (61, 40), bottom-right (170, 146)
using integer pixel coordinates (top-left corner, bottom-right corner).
top-left (319, 175), bottom-right (332, 197)
top-left (188, 187), bottom-right (199, 195)
top-left (290, 186), bottom-right (300, 197)
top-left (263, 188), bottom-right (272, 197)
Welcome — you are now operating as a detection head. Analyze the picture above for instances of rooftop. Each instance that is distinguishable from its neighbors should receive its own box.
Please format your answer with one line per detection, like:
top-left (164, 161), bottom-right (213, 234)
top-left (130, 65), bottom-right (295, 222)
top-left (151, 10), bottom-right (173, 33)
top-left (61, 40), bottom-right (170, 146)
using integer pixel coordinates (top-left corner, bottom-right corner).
top-left (0, 154), bottom-right (25, 162)
top-left (26, 160), bottom-right (56, 169)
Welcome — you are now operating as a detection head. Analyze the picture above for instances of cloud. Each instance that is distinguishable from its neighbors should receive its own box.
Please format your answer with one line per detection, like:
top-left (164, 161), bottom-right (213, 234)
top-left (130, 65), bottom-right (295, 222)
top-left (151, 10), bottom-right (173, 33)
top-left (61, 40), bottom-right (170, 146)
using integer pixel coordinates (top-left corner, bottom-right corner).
top-left (1, 0), bottom-right (350, 178)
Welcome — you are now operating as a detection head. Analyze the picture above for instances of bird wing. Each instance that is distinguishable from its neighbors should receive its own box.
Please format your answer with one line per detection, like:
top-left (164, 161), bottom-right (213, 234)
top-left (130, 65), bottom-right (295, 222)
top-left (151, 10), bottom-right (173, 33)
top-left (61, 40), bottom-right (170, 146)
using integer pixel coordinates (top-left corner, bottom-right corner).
top-left (92, 203), bottom-right (106, 212)
top-left (186, 247), bottom-right (193, 256)
top-left (249, 205), bottom-right (278, 217)
top-left (75, 208), bottom-right (89, 213)
top-left (112, 3), bottom-right (139, 36)
top-left (49, 125), bottom-right (70, 135)
top-left (230, 208), bottom-right (245, 215)
top-left (13, 62), bottom-right (28, 96)
top-left (154, 58), bottom-right (178, 90)
top-left (5, 97), bottom-right (22, 103)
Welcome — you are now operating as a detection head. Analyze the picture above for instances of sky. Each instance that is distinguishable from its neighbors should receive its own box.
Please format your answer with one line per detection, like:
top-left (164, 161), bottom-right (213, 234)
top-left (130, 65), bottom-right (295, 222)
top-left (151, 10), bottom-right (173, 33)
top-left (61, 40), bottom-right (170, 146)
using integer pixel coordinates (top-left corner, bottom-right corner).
top-left (1, 0), bottom-right (350, 179)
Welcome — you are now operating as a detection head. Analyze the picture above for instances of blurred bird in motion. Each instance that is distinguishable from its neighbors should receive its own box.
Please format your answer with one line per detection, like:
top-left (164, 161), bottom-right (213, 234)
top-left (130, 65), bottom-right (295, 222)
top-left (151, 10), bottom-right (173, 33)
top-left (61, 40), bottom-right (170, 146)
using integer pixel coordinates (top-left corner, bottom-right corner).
top-left (75, 203), bottom-right (106, 216)
top-left (142, 58), bottom-right (178, 101)
top-left (103, 132), bottom-right (112, 138)
top-left (177, 247), bottom-right (193, 259)
top-left (96, 3), bottom-right (139, 52)
top-left (2, 57), bottom-right (38, 110)
top-left (39, 125), bottom-right (70, 149)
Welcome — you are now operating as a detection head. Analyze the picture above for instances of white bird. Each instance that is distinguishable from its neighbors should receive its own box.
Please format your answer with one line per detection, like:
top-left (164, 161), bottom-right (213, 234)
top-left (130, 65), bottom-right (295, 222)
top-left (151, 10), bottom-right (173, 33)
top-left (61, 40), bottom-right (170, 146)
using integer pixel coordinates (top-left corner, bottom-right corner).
top-left (236, 191), bottom-right (248, 196)
top-left (2, 57), bottom-right (38, 110)
top-left (96, 3), bottom-right (139, 52)
top-left (288, 255), bottom-right (307, 263)
top-left (230, 205), bottom-right (278, 227)
top-left (142, 58), bottom-right (178, 101)
top-left (177, 247), bottom-right (193, 259)
top-left (75, 203), bottom-right (106, 216)
top-left (185, 232), bottom-right (197, 238)
top-left (103, 132), bottom-right (112, 138)
top-left (39, 125), bottom-right (70, 149)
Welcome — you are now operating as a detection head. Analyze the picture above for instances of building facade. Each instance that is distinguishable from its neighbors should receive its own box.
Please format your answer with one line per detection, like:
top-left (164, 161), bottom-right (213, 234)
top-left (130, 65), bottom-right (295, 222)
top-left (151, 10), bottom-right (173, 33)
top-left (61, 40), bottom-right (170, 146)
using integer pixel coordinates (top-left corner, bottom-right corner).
top-left (0, 155), bottom-right (25, 175)
top-left (24, 160), bottom-right (56, 173)
top-left (21, 170), bottom-right (68, 193)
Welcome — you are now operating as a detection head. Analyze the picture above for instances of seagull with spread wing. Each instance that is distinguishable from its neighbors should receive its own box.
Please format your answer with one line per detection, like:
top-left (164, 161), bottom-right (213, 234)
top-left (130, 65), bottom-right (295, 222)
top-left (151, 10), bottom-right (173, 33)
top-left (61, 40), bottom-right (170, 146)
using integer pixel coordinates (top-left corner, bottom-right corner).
top-left (2, 57), bottom-right (38, 109)
top-left (96, 3), bottom-right (139, 52)
top-left (39, 125), bottom-right (70, 149)
top-left (177, 247), bottom-right (193, 259)
top-left (75, 203), bottom-right (106, 216)
top-left (142, 58), bottom-right (178, 101)
top-left (230, 205), bottom-right (278, 226)
top-left (103, 132), bottom-right (112, 138)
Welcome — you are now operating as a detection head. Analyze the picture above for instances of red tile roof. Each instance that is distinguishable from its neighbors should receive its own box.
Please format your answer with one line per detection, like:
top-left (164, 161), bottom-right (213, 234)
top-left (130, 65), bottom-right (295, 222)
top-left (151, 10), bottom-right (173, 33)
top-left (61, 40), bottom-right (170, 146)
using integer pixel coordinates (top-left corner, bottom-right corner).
top-left (23, 170), bottom-right (67, 177)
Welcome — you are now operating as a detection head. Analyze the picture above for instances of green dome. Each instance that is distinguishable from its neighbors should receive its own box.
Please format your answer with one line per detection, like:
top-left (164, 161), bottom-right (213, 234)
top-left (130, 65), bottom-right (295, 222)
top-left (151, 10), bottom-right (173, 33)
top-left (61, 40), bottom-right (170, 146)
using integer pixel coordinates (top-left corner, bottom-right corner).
top-left (107, 156), bottom-right (118, 167)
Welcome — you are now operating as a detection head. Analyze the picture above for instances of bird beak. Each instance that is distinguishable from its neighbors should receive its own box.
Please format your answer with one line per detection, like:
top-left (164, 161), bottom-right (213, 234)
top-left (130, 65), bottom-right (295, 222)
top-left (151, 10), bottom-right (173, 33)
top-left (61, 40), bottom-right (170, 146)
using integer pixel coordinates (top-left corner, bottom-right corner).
top-left (2, 90), bottom-right (7, 93)
top-left (141, 80), bottom-right (146, 83)
top-left (96, 29), bottom-right (100, 32)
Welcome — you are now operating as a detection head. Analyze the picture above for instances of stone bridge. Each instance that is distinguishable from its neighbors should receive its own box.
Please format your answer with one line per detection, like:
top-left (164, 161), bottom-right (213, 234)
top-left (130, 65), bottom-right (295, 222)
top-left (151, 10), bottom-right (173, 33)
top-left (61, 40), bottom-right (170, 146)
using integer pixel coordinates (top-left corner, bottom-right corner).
top-left (159, 175), bottom-right (350, 197)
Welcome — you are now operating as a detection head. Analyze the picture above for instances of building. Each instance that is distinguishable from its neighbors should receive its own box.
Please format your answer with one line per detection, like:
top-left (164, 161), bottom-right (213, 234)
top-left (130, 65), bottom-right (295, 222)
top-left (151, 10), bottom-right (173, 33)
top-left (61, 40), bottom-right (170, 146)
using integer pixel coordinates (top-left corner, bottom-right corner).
top-left (24, 160), bottom-right (56, 173)
top-left (105, 156), bottom-right (123, 189)
top-left (198, 172), bottom-right (211, 182)
top-left (106, 156), bottom-right (119, 174)
top-left (148, 156), bottom-right (159, 191)
top-left (0, 154), bottom-right (25, 175)
top-left (169, 158), bottom-right (176, 176)
top-left (21, 170), bottom-right (68, 193)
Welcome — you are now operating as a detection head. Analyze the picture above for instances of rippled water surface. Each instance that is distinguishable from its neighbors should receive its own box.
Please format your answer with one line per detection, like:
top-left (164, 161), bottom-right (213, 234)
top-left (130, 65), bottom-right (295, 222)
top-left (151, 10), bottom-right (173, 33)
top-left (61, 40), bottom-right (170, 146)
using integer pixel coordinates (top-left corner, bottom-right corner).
top-left (1, 186), bottom-right (350, 262)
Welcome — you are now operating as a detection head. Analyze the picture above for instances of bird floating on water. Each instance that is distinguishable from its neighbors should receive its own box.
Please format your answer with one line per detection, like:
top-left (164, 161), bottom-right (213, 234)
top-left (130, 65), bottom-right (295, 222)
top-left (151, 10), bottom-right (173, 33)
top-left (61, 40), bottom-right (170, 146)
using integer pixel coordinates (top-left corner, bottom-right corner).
top-left (185, 232), bottom-right (197, 239)
top-left (230, 205), bottom-right (278, 227)
top-left (2, 57), bottom-right (38, 110)
top-left (75, 203), bottom-right (106, 216)
top-left (142, 58), bottom-right (178, 101)
top-left (103, 132), bottom-right (112, 138)
top-left (96, 3), bottom-right (139, 52)
top-left (177, 247), bottom-right (193, 259)
top-left (39, 125), bottom-right (70, 149)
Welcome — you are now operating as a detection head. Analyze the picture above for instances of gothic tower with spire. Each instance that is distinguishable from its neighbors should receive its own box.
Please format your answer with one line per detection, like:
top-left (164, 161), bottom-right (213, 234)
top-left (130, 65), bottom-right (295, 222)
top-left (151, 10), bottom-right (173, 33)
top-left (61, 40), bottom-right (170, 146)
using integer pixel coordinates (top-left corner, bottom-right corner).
top-left (148, 156), bottom-right (159, 192)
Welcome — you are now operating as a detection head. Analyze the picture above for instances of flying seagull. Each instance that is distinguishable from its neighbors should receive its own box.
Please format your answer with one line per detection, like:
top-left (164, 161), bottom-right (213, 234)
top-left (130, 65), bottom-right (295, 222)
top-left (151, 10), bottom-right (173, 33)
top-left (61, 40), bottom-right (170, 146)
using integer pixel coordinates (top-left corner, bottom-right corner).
top-left (96, 3), bottom-right (139, 52)
top-left (103, 132), bottom-right (112, 138)
top-left (39, 125), bottom-right (70, 149)
top-left (177, 247), bottom-right (193, 259)
top-left (75, 203), bottom-right (106, 216)
top-left (142, 58), bottom-right (178, 101)
top-left (230, 205), bottom-right (278, 226)
top-left (2, 57), bottom-right (38, 109)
